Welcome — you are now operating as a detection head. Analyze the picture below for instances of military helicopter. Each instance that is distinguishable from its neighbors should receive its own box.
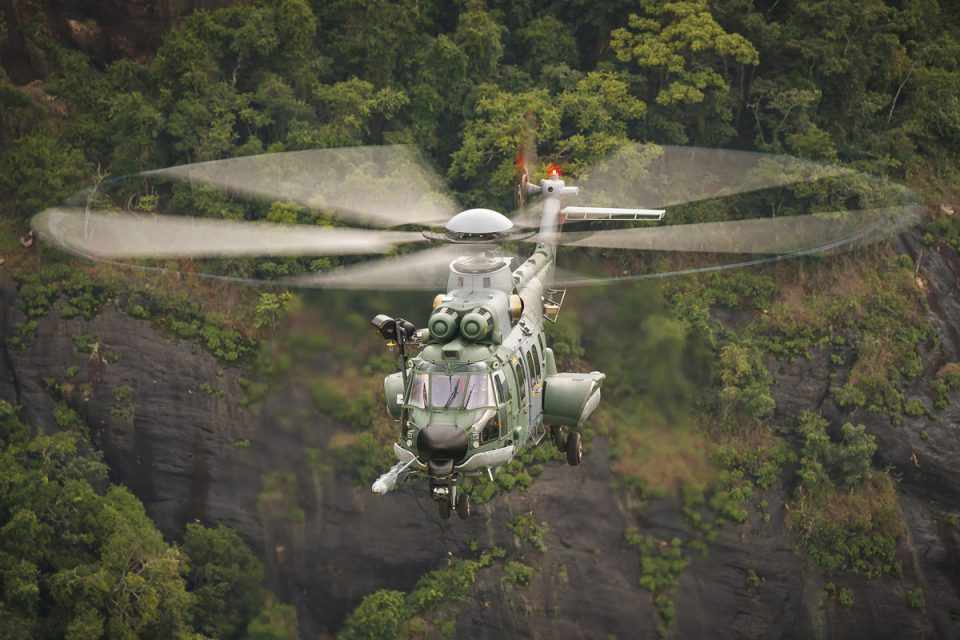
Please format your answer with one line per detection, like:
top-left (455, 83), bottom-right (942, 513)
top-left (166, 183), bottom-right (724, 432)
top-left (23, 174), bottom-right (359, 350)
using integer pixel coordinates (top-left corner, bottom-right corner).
top-left (32, 143), bottom-right (919, 520)
top-left (364, 162), bottom-right (654, 519)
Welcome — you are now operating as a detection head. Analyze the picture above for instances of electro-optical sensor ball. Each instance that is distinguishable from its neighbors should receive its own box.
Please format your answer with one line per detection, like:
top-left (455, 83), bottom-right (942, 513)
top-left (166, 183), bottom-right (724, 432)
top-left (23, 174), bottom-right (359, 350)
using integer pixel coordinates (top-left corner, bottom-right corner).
top-left (428, 307), bottom-right (460, 341)
top-left (460, 308), bottom-right (494, 341)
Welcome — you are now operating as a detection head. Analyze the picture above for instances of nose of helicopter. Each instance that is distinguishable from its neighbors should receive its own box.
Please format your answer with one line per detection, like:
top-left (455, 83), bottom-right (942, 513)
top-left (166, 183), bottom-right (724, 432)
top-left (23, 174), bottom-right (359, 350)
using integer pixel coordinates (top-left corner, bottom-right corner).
top-left (416, 424), bottom-right (468, 472)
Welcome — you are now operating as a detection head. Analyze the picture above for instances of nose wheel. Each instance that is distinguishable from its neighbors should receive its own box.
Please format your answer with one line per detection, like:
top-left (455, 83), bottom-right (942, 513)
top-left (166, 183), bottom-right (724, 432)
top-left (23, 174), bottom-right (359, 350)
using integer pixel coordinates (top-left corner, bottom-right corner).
top-left (431, 473), bottom-right (471, 520)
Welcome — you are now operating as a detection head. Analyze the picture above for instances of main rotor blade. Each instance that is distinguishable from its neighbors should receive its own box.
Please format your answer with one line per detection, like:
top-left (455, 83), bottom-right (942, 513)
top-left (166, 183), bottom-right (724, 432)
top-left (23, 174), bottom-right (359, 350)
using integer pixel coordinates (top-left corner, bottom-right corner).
top-left (511, 145), bottom-right (856, 227)
top-left (531, 206), bottom-right (920, 255)
top-left (143, 146), bottom-right (459, 228)
top-left (579, 144), bottom-right (854, 209)
top-left (279, 244), bottom-right (488, 290)
top-left (32, 207), bottom-right (424, 259)
top-left (546, 205), bottom-right (923, 288)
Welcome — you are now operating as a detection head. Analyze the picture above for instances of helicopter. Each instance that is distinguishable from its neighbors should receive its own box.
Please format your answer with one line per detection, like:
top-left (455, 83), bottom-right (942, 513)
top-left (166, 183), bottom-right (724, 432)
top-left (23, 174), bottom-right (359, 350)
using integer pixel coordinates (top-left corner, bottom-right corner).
top-left (31, 143), bottom-right (920, 521)
top-left (364, 163), bottom-right (672, 520)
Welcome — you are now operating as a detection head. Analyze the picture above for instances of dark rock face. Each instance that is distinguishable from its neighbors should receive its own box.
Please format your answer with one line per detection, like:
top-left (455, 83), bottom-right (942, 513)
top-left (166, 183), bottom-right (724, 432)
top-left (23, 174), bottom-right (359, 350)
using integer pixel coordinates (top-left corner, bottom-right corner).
top-left (3, 230), bottom-right (960, 639)
top-left (1, 0), bottom-right (239, 82)
top-left (454, 440), bottom-right (658, 640)
top-left (49, 0), bottom-right (239, 62)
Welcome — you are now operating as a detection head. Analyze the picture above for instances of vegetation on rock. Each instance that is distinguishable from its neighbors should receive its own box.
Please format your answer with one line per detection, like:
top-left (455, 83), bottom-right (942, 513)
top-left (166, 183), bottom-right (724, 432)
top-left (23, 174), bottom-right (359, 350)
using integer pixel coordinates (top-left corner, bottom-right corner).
top-left (0, 400), bottom-right (295, 639)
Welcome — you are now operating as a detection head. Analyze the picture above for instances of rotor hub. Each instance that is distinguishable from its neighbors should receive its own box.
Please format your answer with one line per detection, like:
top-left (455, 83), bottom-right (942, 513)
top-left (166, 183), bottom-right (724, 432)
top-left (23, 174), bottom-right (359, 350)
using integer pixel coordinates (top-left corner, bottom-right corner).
top-left (445, 208), bottom-right (514, 236)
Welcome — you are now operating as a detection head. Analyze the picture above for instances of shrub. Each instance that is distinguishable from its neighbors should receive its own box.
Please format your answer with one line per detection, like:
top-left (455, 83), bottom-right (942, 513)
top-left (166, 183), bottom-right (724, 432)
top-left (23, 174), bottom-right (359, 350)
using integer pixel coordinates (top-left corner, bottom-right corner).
top-left (903, 398), bottom-right (926, 417)
top-left (789, 472), bottom-right (902, 577)
top-left (718, 342), bottom-right (775, 421)
top-left (712, 428), bottom-right (794, 490)
top-left (509, 513), bottom-right (548, 552)
top-left (796, 412), bottom-right (876, 490)
top-left (825, 582), bottom-right (855, 608)
top-left (905, 587), bottom-right (925, 609)
top-left (502, 561), bottom-right (535, 587)
top-left (338, 590), bottom-right (406, 640)
top-left (329, 432), bottom-right (393, 486)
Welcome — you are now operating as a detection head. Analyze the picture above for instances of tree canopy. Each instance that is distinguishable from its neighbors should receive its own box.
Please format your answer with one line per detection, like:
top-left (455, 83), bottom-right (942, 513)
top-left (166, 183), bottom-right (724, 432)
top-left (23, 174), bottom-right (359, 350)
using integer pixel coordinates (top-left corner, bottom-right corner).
top-left (2, 0), bottom-right (958, 222)
top-left (0, 400), bottom-right (295, 639)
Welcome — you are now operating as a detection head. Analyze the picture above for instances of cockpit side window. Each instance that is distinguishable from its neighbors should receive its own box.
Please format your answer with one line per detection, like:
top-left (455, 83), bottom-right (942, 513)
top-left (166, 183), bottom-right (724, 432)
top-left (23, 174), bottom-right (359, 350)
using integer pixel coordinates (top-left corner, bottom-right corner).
top-left (406, 373), bottom-right (427, 409)
top-left (493, 373), bottom-right (507, 405)
top-left (480, 417), bottom-right (499, 444)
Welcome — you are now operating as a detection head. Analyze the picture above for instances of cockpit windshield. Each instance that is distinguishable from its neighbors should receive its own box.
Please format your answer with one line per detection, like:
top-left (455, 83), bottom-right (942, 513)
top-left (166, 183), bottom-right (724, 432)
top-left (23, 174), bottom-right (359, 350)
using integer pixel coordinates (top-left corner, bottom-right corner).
top-left (405, 368), bottom-right (493, 411)
top-left (431, 373), bottom-right (492, 410)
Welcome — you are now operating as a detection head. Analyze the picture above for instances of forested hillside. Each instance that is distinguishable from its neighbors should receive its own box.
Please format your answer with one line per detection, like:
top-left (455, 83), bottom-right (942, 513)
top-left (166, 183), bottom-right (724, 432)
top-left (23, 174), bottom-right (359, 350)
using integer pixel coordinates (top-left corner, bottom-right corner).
top-left (1, 1), bottom-right (959, 639)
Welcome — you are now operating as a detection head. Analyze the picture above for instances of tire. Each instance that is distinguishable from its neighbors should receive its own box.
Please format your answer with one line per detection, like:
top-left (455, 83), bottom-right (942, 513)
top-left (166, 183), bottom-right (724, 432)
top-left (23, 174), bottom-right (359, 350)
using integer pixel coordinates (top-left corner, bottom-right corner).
top-left (438, 498), bottom-right (452, 519)
top-left (566, 431), bottom-right (583, 466)
top-left (456, 493), bottom-right (471, 519)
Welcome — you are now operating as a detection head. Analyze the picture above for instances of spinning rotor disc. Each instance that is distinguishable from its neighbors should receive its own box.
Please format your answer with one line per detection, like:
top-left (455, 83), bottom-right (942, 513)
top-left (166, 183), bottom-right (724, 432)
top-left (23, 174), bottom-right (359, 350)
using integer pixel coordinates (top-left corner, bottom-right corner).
top-left (31, 144), bottom-right (922, 291)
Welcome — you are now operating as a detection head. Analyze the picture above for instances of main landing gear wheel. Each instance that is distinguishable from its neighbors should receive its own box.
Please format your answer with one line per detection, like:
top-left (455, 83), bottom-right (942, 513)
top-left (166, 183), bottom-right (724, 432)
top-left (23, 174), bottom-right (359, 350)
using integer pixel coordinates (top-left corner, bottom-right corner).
top-left (566, 431), bottom-right (583, 466)
top-left (456, 493), bottom-right (471, 519)
top-left (438, 498), bottom-right (452, 519)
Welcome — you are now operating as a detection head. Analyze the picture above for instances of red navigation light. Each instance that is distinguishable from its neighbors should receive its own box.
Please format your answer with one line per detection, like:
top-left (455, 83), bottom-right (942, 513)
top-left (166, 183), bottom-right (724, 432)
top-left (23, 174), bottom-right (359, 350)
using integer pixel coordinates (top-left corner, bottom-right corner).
top-left (546, 162), bottom-right (562, 178)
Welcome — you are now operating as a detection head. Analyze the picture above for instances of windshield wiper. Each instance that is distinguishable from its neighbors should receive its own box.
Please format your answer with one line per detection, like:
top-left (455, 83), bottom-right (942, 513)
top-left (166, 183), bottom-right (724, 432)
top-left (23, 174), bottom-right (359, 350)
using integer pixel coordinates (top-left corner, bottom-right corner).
top-left (462, 382), bottom-right (477, 410)
top-left (443, 377), bottom-right (463, 409)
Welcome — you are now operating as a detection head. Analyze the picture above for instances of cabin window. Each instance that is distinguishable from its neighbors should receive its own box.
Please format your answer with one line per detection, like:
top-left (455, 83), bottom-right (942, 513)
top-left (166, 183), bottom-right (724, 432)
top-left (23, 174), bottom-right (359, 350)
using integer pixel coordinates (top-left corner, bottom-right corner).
top-left (538, 333), bottom-right (545, 353)
top-left (483, 277), bottom-right (491, 288)
top-left (525, 351), bottom-right (537, 383)
top-left (531, 344), bottom-right (542, 379)
top-left (514, 363), bottom-right (526, 406)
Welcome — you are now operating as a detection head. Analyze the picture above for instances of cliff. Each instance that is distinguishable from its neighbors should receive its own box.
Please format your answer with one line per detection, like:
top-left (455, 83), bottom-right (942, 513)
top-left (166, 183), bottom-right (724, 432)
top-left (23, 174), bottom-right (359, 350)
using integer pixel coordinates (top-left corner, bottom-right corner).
top-left (2, 228), bottom-right (959, 639)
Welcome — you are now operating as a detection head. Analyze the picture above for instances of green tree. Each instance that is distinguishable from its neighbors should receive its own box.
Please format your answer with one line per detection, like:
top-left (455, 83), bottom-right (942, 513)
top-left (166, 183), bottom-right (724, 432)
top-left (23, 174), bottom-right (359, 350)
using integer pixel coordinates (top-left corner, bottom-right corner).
top-left (516, 15), bottom-right (579, 75)
top-left (454, 0), bottom-right (506, 81)
top-left (0, 131), bottom-right (89, 219)
top-left (244, 596), bottom-right (298, 639)
top-left (307, 79), bottom-right (408, 148)
top-left (448, 69), bottom-right (645, 206)
top-left (0, 400), bottom-right (195, 639)
top-left (312, 0), bottom-right (431, 88)
top-left (254, 291), bottom-right (298, 330)
top-left (611, 0), bottom-right (759, 144)
top-left (337, 589), bottom-right (406, 640)
top-left (183, 523), bottom-right (265, 639)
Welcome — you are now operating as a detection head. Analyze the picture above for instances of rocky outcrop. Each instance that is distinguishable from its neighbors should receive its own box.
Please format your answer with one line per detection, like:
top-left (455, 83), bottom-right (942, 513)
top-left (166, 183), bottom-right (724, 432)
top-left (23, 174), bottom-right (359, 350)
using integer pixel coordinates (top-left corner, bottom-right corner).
top-left (51, 0), bottom-right (239, 62)
top-left (3, 225), bottom-right (960, 639)
top-left (1, 1), bottom-right (239, 82)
